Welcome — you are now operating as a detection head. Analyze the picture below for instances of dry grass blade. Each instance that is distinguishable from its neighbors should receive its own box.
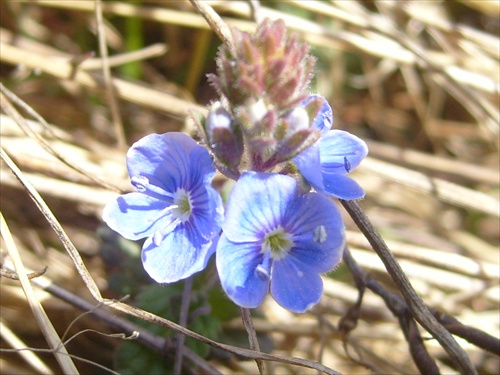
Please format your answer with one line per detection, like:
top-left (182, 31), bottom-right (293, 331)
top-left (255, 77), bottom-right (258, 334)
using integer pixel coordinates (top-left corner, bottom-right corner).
top-left (0, 43), bottom-right (206, 118)
top-left (347, 231), bottom-right (499, 282)
top-left (0, 209), bottom-right (79, 375)
top-left (0, 87), bottom-right (124, 193)
top-left (361, 157), bottom-right (500, 217)
top-left (189, 0), bottom-right (235, 53)
top-left (365, 140), bottom-right (500, 185)
top-left (0, 319), bottom-right (54, 375)
top-left (94, 0), bottom-right (126, 152)
top-left (0, 147), bottom-right (103, 301)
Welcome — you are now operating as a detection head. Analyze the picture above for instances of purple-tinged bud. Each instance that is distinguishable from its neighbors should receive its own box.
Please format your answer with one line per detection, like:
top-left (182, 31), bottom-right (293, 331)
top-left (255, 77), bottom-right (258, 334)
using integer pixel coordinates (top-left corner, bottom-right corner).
top-left (204, 102), bottom-right (243, 177)
top-left (235, 99), bottom-right (277, 138)
top-left (266, 128), bottom-right (320, 168)
top-left (206, 18), bottom-right (323, 173)
top-left (247, 99), bottom-right (268, 126)
top-left (206, 101), bottom-right (232, 137)
top-left (284, 107), bottom-right (310, 133)
top-left (209, 18), bottom-right (315, 113)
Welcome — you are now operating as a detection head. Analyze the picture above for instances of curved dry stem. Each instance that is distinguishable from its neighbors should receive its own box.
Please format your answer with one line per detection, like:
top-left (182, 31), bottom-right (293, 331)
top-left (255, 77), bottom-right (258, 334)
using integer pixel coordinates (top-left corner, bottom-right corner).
top-left (0, 211), bottom-right (79, 375)
top-left (95, 0), bottom-right (126, 152)
top-left (340, 199), bottom-right (477, 375)
top-left (241, 307), bottom-right (265, 375)
top-left (0, 85), bottom-right (124, 193)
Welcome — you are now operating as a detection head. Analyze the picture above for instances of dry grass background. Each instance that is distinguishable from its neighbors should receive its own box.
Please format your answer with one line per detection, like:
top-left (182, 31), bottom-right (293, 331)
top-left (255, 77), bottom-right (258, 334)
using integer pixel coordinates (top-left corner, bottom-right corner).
top-left (0, 1), bottom-right (499, 374)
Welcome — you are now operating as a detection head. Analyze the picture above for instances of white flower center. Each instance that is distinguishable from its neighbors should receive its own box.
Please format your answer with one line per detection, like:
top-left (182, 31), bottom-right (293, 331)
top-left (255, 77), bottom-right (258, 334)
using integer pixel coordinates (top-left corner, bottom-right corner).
top-left (261, 226), bottom-right (294, 260)
top-left (172, 188), bottom-right (192, 222)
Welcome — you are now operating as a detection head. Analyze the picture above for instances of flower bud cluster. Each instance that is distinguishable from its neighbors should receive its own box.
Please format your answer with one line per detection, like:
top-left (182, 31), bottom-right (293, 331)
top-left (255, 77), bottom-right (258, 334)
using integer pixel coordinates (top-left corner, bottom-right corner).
top-left (202, 19), bottom-right (323, 175)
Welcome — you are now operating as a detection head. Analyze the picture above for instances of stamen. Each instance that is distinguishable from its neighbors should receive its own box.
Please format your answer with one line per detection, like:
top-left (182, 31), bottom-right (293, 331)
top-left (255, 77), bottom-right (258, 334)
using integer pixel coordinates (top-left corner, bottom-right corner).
top-left (284, 257), bottom-right (305, 279)
top-left (131, 175), bottom-right (149, 192)
top-left (131, 175), bottom-right (175, 199)
top-left (255, 253), bottom-right (271, 281)
top-left (146, 204), bottom-right (176, 224)
top-left (152, 217), bottom-right (182, 246)
top-left (255, 265), bottom-right (269, 280)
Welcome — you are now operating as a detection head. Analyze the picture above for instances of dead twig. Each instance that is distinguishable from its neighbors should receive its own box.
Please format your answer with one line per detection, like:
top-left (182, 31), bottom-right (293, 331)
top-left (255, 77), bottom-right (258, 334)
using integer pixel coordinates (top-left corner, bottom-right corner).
top-left (94, 0), bottom-right (126, 152)
top-left (340, 199), bottom-right (478, 375)
top-left (341, 247), bottom-right (440, 375)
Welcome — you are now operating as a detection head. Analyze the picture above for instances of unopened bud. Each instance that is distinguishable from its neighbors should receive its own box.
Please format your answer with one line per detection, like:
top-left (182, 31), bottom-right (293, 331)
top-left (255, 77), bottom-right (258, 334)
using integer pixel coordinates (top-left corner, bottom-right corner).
top-left (204, 102), bottom-right (243, 173)
top-left (248, 99), bottom-right (268, 126)
top-left (285, 107), bottom-right (309, 133)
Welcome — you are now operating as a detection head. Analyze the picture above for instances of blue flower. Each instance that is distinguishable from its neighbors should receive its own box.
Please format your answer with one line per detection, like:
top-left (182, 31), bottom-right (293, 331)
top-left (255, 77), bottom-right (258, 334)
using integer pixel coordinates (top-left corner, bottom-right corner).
top-left (294, 95), bottom-right (368, 200)
top-left (216, 172), bottom-right (345, 313)
top-left (102, 132), bottom-right (224, 283)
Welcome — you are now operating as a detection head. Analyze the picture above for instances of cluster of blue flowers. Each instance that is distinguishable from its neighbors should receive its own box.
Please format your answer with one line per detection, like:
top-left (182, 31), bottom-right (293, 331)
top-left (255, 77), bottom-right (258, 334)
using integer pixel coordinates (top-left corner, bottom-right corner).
top-left (103, 19), bottom-right (367, 313)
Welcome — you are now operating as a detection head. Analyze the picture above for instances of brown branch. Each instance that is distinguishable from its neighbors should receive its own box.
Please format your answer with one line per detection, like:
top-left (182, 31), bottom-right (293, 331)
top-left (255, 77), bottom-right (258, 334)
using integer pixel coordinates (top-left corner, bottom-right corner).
top-left (241, 308), bottom-right (265, 375)
top-left (341, 247), bottom-right (440, 375)
top-left (188, 0), bottom-right (235, 54)
top-left (340, 199), bottom-right (477, 375)
top-left (429, 308), bottom-right (500, 356)
top-left (0, 266), bottom-right (48, 280)
top-left (174, 278), bottom-right (193, 375)
top-left (29, 275), bottom-right (221, 375)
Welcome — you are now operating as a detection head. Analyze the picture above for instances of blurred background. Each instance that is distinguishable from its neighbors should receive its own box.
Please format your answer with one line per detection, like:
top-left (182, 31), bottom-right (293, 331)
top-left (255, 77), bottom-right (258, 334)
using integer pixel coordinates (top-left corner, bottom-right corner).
top-left (0, 1), bottom-right (498, 374)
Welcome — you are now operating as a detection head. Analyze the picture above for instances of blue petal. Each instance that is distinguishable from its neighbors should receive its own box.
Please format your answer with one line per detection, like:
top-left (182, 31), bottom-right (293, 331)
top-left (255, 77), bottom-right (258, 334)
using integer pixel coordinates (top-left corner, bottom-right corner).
top-left (184, 137), bottom-right (223, 240)
top-left (319, 130), bottom-right (368, 176)
top-left (222, 172), bottom-right (297, 243)
top-left (102, 193), bottom-right (174, 240)
top-left (216, 234), bottom-right (269, 308)
top-left (188, 143), bottom-right (218, 185)
top-left (207, 185), bottom-right (225, 230)
top-left (323, 173), bottom-right (366, 199)
top-left (141, 223), bottom-right (217, 283)
top-left (284, 193), bottom-right (345, 272)
top-left (189, 180), bottom-right (223, 241)
top-left (126, 132), bottom-right (200, 193)
top-left (271, 257), bottom-right (323, 313)
top-left (301, 94), bottom-right (333, 134)
top-left (293, 142), bottom-right (324, 192)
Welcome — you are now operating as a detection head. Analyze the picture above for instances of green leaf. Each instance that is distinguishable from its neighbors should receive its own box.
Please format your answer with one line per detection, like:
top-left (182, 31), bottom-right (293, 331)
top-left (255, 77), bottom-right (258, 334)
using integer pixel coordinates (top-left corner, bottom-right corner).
top-left (208, 286), bottom-right (240, 322)
top-left (115, 341), bottom-right (172, 375)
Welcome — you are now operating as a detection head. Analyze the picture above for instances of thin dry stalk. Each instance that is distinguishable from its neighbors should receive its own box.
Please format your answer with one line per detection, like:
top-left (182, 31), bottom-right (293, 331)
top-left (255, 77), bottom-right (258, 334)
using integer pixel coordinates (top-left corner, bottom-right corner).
top-left (341, 200), bottom-right (478, 375)
top-left (94, 0), bottom-right (126, 152)
top-left (0, 319), bottom-right (54, 375)
top-left (0, 211), bottom-right (79, 375)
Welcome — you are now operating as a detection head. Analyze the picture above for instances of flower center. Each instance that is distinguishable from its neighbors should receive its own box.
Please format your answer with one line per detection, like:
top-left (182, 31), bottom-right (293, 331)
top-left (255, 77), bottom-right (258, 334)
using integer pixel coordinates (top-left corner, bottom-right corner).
top-left (172, 188), bottom-right (192, 222)
top-left (261, 226), bottom-right (294, 260)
